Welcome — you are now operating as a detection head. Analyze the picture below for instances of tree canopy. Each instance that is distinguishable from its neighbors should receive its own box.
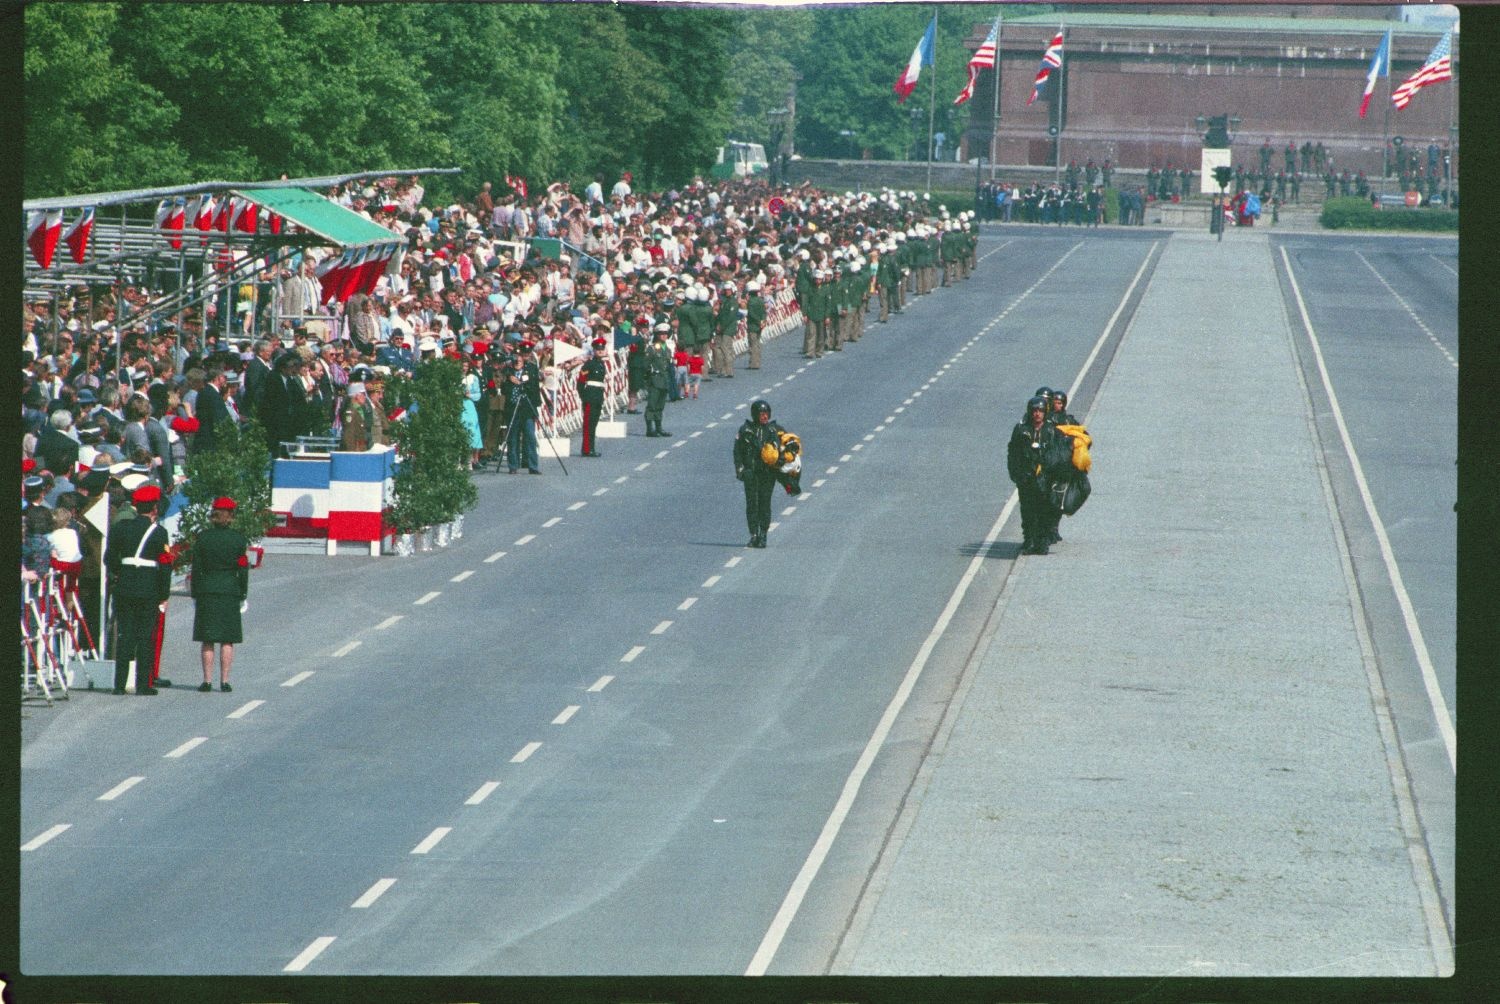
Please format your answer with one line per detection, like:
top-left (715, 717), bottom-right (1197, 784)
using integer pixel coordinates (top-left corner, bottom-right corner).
top-left (24, 3), bottom-right (1048, 201)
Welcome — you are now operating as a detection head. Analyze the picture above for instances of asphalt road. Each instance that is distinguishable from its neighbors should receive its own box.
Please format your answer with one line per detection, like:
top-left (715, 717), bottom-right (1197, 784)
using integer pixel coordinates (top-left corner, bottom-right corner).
top-left (18, 226), bottom-right (1455, 982)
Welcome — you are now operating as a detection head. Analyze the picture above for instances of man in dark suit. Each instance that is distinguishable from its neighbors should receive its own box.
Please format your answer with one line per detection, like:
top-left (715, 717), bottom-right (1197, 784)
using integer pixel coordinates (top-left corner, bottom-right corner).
top-left (35, 409), bottom-right (81, 477)
top-left (104, 484), bottom-right (173, 694)
top-left (242, 339), bottom-right (275, 420)
top-left (260, 351), bottom-right (307, 458)
top-left (193, 366), bottom-right (233, 454)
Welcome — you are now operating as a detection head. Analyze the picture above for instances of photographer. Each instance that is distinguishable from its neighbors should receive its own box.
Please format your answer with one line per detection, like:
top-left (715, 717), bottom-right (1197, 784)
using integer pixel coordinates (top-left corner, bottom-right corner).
top-left (502, 341), bottom-right (543, 475)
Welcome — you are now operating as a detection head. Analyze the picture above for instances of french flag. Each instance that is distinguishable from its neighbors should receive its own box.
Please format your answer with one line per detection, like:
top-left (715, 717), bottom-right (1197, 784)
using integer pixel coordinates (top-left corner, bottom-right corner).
top-left (27, 209), bottom-right (63, 269)
top-left (194, 195), bottom-right (217, 231)
top-left (893, 14), bottom-right (938, 104)
top-left (63, 207), bottom-right (95, 265)
top-left (1359, 29), bottom-right (1391, 118)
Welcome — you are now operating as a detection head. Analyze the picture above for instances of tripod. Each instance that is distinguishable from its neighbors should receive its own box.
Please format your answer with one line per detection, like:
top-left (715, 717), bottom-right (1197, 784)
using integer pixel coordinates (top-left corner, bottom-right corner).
top-left (501, 390), bottom-right (568, 476)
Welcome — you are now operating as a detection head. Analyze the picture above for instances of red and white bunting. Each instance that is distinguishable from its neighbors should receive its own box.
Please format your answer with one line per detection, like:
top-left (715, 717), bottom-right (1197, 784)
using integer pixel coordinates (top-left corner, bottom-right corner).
top-left (27, 209), bottom-right (63, 269)
top-left (63, 206), bottom-right (95, 265)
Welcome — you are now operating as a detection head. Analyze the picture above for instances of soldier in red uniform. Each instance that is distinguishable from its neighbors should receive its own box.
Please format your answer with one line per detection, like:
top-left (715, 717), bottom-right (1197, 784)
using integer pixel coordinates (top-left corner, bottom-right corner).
top-left (576, 336), bottom-right (608, 457)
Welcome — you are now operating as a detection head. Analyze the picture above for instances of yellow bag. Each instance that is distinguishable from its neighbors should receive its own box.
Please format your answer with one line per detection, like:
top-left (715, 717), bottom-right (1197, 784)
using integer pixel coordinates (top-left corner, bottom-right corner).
top-left (1054, 423), bottom-right (1092, 473)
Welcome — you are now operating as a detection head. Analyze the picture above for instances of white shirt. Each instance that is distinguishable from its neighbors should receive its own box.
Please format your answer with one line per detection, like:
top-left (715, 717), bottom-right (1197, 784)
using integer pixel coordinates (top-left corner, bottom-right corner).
top-left (611, 179), bottom-right (632, 199)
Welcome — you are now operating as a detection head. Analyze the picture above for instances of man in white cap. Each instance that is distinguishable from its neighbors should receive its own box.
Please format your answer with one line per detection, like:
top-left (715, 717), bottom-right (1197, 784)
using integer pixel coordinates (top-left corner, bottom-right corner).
top-left (744, 281), bottom-right (767, 369)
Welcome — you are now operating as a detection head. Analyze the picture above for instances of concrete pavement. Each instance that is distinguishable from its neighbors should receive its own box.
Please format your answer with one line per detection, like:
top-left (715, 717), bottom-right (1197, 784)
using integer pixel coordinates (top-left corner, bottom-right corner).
top-left (836, 230), bottom-right (1452, 977)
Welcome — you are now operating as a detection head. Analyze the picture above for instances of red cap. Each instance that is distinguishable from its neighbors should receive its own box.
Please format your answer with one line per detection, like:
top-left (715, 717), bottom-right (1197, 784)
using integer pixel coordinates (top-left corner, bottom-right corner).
top-left (471, 341), bottom-right (489, 355)
top-left (212, 496), bottom-right (237, 511)
top-left (592, 337), bottom-right (608, 348)
top-left (22, 457), bottom-right (37, 474)
top-left (131, 484), bottom-right (163, 505)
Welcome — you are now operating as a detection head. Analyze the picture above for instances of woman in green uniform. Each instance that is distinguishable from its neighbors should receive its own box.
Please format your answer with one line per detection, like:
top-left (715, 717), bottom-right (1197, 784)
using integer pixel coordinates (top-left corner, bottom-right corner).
top-left (192, 496), bottom-right (250, 692)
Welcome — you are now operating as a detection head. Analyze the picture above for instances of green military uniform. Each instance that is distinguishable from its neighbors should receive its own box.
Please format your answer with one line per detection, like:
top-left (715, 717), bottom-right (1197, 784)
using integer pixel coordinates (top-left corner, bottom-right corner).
top-left (876, 251), bottom-right (898, 322)
top-left (643, 332), bottom-right (674, 437)
top-left (713, 292), bottom-right (738, 376)
top-left (190, 523), bottom-right (250, 644)
top-left (796, 259), bottom-right (817, 357)
top-left (805, 274), bottom-right (830, 357)
top-left (745, 291), bottom-right (766, 369)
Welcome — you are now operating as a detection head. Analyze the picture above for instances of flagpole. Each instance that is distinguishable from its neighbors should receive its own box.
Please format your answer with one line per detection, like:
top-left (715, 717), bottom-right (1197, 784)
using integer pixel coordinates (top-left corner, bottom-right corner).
top-left (1382, 30), bottom-right (1392, 193)
top-left (926, 22), bottom-right (938, 193)
top-left (990, 15), bottom-right (1003, 181)
top-left (1054, 26), bottom-right (1065, 183)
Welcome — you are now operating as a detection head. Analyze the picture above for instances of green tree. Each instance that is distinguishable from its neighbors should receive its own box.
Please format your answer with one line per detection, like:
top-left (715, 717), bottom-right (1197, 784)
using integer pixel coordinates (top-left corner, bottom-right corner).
top-left (723, 9), bottom-right (814, 153)
top-left (387, 359), bottom-right (476, 534)
top-left (171, 418), bottom-right (275, 570)
top-left (23, 3), bottom-right (188, 197)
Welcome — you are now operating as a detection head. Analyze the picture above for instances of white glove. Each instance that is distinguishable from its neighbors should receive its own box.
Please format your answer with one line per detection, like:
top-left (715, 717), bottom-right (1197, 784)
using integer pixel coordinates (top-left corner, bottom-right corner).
top-left (240, 600), bottom-right (249, 614)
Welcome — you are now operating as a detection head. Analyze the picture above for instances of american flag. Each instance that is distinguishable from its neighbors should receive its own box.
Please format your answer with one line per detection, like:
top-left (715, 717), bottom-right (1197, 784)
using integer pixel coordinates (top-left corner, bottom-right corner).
top-left (1392, 29), bottom-right (1453, 110)
top-left (1027, 30), bottom-right (1064, 107)
top-left (954, 16), bottom-right (1001, 106)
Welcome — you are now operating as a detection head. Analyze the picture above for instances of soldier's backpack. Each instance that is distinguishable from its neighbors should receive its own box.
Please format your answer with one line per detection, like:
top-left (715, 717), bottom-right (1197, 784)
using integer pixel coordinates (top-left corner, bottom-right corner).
top-left (1053, 423), bottom-right (1092, 472)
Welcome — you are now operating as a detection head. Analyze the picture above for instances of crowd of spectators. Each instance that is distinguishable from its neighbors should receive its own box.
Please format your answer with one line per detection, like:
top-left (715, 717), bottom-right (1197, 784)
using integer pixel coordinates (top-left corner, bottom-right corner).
top-left (22, 171), bottom-right (961, 599)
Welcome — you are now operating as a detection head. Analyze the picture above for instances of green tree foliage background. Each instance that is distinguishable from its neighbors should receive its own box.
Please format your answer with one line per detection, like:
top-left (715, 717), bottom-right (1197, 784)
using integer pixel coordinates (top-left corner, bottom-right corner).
top-left (24, 3), bottom-right (1045, 201)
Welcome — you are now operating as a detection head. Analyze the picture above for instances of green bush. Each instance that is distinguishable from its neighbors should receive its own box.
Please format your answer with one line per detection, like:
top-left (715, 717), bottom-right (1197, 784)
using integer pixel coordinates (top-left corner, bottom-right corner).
top-left (387, 358), bottom-right (478, 534)
top-left (172, 417), bottom-right (275, 567)
top-left (1320, 196), bottom-right (1458, 232)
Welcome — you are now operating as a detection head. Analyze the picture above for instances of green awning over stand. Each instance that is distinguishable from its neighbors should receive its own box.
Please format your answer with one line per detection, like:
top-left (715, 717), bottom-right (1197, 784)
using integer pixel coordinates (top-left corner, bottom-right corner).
top-left (235, 187), bottom-right (401, 249)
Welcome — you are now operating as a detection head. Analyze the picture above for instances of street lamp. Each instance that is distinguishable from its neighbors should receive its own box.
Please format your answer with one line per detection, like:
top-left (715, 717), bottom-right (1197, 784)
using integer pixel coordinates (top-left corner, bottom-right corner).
top-left (766, 107), bottom-right (789, 185)
top-left (1212, 164), bottom-right (1233, 241)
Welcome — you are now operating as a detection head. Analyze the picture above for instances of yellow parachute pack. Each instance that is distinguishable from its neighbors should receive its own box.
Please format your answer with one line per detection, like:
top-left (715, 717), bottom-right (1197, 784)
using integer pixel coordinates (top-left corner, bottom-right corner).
top-left (1054, 423), bottom-right (1092, 473)
top-left (761, 430), bottom-right (801, 469)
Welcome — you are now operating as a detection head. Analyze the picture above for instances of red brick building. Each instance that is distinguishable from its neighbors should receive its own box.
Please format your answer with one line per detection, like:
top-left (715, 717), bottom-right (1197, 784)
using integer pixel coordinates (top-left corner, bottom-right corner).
top-left (959, 7), bottom-right (1458, 179)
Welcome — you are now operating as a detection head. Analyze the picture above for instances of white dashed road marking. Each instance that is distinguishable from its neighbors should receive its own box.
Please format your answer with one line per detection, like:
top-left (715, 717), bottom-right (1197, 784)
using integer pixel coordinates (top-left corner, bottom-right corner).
top-left (352, 879), bottom-right (396, 909)
top-left (465, 781), bottom-right (500, 805)
top-left (98, 777), bottom-right (144, 801)
top-left (651, 620), bottom-right (673, 635)
top-left (721, 412), bottom-right (733, 420)
top-left (164, 737), bottom-right (207, 759)
top-left (863, 434), bottom-right (875, 441)
top-left (812, 479), bottom-right (826, 488)
top-left (411, 827), bottom-right (451, 854)
top-left (587, 675), bottom-right (613, 692)
top-left (568, 502), bottom-right (587, 511)
top-left (768, 521), bottom-right (781, 532)
top-left (672, 440), bottom-right (686, 448)
top-left (725, 556), bottom-right (743, 568)
top-left (782, 506), bottom-right (797, 515)
top-left (614, 476), bottom-right (629, 484)
top-left (690, 430), bottom-right (703, 438)
top-left (552, 705), bottom-right (580, 725)
top-left (593, 488), bottom-right (609, 496)
top-left (636, 463), bottom-right (651, 471)
top-left (852, 444), bottom-right (863, 451)
top-left (285, 936), bottom-right (336, 972)
top-left (332, 640), bottom-right (361, 657)
top-left (510, 742), bottom-right (542, 763)
top-left (703, 575), bottom-right (722, 588)
top-left (21, 824), bottom-right (70, 851)
top-left (542, 517), bottom-right (562, 528)
top-left (621, 646), bottom-right (645, 663)
top-left (655, 451), bottom-right (670, 459)
top-left (515, 534), bottom-right (536, 545)
top-left (484, 551), bottom-right (506, 563)
top-left (227, 700), bottom-right (264, 719)
top-left (826, 466), bottom-right (839, 474)
top-left (282, 671), bottom-right (315, 688)
top-left (678, 597), bottom-right (697, 611)
top-left (414, 591), bottom-right (441, 606)
top-left (450, 570), bottom-right (474, 583)
top-left (376, 615), bottom-right (403, 629)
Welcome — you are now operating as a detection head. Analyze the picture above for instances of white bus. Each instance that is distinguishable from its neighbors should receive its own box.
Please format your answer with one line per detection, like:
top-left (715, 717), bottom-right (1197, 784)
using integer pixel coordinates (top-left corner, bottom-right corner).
top-left (712, 141), bottom-right (769, 179)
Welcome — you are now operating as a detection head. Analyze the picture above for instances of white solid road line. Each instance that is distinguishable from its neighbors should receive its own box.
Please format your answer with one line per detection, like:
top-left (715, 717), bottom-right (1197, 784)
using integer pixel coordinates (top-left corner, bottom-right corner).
top-left (465, 781), bottom-right (500, 805)
top-left (414, 591), bottom-right (441, 606)
top-left (746, 237), bottom-right (1100, 977)
top-left (227, 699), bottom-right (265, 719)
top-left (587, 675), bottom-right (614, 692)
top-left (21, 824), bottom-right (70, 852)
top-left (450, 570), bottom-right (475, 582)
top-left (351, 878), bottom-right (396, 909)
top-left (282, 671), bottom-right (315, 688)
top-left (552, 705), bottom-right (581, 725)
top-left (98, 776), bottom-right (145, 801)
top-left (1281, 245), bottom-right (1456, 772)
top-left (702, 575), bottom-right (721, 588)
top-left (164, 737), bottom-right (207, 759)
top-left (376, 614), bottom-right (404, 629)
top-left (411, 827), bottom-right (451, 854)
top-left (284, 935), bottom-right (335, 972)
top-left (621, 645), bottom-right (645, 663)
top-left (510, 742), bottom-right (542, 763)
top-left (678, 597), bottom-right (697, 611)
top-left (543, 517), bottom-right (562, 528)
top-left (484, 551), bottom-right (506, 564)
top-left (569, 502), bottom-right (588, 510)
top-left (651, 620), bottom-right (673, 634)
top-left (515, 534), bottom-right (537, 545)
top-left (332, 640), bottom-right (361, 657)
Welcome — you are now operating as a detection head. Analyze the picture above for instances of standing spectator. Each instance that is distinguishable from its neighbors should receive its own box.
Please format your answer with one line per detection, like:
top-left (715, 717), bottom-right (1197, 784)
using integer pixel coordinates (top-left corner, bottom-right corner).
top-left (242, 339), bottom-right (275, 419)
top-left (191, 496), bottom-right (250, 693)
top-left (611, 171), bottom-right (633, 200)
top-left (193, 366), bottom-right (232, 455)
top-left (475, 181), bottom-right (495, 221)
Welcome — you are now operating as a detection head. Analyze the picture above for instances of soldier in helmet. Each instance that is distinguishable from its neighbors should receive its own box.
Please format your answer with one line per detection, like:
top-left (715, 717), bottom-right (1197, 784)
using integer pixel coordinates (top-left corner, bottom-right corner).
top-left (733, 399), bottom-right (785, 548)
top-left (1007, 396), bottom-right (1064, 555)
top-left (1046, 387), bottom-right (1079, 426)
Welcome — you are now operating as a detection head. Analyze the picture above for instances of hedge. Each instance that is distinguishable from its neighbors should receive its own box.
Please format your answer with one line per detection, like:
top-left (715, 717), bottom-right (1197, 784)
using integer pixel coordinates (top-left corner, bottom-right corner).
top-left (1320, 196), bottom-right (1458, 232)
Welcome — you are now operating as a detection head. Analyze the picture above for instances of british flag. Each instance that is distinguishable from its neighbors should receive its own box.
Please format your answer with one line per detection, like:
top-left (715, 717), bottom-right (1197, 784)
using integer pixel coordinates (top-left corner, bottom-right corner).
top-left (1027, 30), bottom-right (1064, 107)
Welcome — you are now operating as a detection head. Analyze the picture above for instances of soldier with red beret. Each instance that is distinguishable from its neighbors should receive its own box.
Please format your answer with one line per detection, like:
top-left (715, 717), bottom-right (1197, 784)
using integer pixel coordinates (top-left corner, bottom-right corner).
top-left (104, 483), bottom-right (173, 694)
top-left (576, 337), bottom-right (609, 458)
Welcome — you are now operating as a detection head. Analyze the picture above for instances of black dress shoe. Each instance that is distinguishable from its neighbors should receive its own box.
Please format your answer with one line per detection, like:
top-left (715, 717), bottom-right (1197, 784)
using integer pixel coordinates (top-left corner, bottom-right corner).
top-left (140, 687), bottom-right (159, 696)
top-left (748, 536), bottom-right (759, 548)
top-left (528, 469), bottom-right (542, 475)
top-left (112, 687), bottom-right (126, 695)
top-left (156, 678), bottom-right (171, 687)
top-left (657, 430), bottom-right (671, 437)
top-left (220, 682), bottom-right (232, 692)
top-left (198, 681), bottom-right (212, 693)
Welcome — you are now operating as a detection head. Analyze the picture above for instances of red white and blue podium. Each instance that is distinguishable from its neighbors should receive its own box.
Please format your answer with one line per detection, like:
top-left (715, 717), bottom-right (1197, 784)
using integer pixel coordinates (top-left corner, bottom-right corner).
top-left (268, 447), bottom-right (396, 555)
